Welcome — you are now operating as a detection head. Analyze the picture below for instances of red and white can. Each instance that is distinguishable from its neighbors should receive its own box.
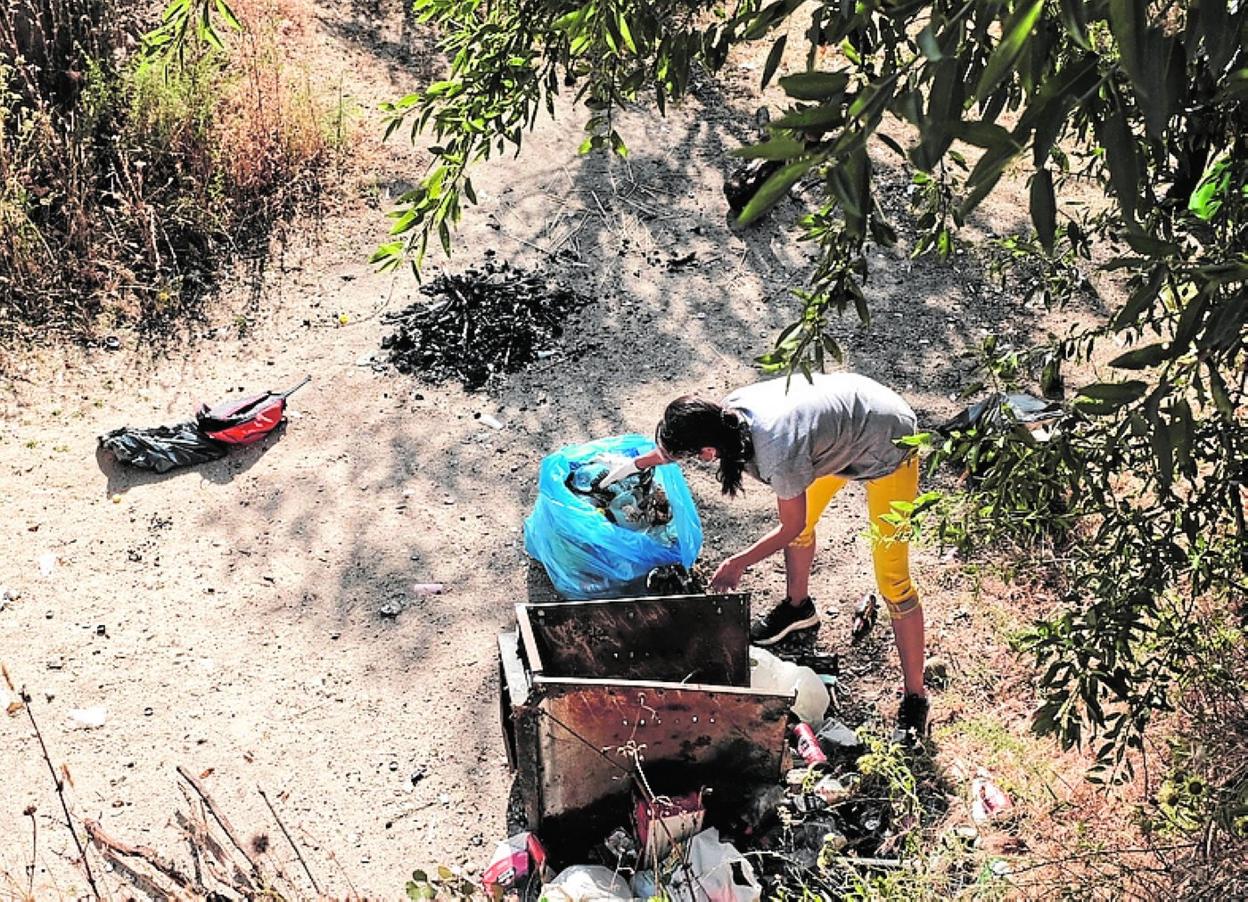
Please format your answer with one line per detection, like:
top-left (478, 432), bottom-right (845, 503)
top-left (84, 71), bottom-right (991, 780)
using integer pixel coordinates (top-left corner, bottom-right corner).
top-left (793, 722), bottom-right (828, 765)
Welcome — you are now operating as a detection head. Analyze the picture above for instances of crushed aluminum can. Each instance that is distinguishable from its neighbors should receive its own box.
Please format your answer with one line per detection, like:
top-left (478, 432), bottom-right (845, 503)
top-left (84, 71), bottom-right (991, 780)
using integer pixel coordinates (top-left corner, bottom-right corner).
top-left (480, 832), bottom-right (550, 898)
top-left (793, 722), bottom-right (828, 766)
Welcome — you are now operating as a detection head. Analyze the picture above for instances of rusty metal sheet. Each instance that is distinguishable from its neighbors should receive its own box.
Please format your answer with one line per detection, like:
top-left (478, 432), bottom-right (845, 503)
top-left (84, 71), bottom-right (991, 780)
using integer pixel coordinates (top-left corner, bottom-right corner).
top-left (533, 678), bottom-right (791, 819)
top-left (519, 594), bottom-right (750, 685)
top-left (498, 631), bottom-right (543, 828)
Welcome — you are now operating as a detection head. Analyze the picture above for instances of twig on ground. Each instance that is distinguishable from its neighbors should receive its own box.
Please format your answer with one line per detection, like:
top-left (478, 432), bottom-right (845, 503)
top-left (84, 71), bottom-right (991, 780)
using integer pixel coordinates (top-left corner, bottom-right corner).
top-left (24, 805), bottom-right (36, 898)
top-left (176, 765), bottom-right (266, 886)
top-left (321, 843), bottom-right (360, 902)
top-left (83, 819), bottom-right (200, 894)
top-left (495, 224), bottom-right (590, 267)
top-left (19, 689), bottom-right (100, 899)
top-left (175, 803), bottom-right (249, 897)
top-left (1004, 842), bottom-right (1197, 877)
top-left (258, 785), bottom-right (321, 896)
top-left (589, 190), bottom-right (617, 235)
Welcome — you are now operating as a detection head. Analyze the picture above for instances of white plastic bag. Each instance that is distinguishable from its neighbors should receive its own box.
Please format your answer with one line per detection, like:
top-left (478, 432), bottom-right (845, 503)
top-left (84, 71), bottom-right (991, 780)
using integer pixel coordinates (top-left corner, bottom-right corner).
top-left (539, 864), bottom-right (632, 901)
top-left (748, 646), bottom-right (829, 724)
top-left (666, 828), bottom-right (761, 902)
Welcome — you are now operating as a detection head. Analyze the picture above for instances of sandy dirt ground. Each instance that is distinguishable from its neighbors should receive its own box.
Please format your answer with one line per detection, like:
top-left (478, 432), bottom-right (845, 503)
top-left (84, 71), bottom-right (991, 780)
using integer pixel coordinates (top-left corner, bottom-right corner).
top-left (0, 1), bottom-right (1101, 897)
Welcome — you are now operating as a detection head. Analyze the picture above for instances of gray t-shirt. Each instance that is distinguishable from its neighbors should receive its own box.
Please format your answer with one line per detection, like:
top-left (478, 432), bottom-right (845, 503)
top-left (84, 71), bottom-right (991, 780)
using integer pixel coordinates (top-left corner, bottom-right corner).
top-left (723, 374), bottom-right (917, 498)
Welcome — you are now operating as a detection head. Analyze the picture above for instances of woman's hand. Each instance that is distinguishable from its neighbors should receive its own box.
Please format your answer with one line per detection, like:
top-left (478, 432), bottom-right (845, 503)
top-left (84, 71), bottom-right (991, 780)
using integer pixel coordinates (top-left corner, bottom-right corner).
top-left (710, 556), bottom-right (747, 592)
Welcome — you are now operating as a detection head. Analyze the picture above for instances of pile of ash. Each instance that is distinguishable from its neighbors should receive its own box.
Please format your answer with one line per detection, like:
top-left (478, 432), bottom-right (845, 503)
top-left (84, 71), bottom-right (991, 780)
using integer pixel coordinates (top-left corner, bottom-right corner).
top-left (380, 252), bottom-right (585, 389)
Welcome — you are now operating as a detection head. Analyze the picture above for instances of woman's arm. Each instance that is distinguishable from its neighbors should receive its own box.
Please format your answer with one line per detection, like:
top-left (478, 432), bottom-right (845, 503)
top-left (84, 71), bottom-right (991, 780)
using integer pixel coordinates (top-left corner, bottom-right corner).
top-left (633, 448), bottom-right (670, 469)
top-left (710, 493), bottom-right (807, 591)
top-left (600, 447), bottom-right (671, 486)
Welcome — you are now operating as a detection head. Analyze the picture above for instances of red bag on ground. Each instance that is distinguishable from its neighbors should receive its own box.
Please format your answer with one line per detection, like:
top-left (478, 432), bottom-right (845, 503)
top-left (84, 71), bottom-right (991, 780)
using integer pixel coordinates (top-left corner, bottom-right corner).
top-left (196, 376), bottom-right (310, 445)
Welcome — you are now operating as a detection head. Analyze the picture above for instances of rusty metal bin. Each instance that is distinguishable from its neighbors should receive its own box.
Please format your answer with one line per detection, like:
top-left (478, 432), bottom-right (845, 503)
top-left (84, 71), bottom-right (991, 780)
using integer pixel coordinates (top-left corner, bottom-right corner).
top-left (498, 593), bottom-right (793, 832)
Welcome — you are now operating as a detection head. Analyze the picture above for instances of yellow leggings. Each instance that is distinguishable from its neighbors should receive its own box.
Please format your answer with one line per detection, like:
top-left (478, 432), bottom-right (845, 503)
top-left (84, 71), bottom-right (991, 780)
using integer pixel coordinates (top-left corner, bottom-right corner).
top-left (789, 456), bottom-right (920, 620)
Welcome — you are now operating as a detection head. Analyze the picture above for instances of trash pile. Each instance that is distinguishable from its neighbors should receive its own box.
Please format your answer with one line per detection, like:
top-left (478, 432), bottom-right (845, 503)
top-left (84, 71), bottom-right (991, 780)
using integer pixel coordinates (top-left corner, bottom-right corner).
top-left (380, 252), bottom-right (585, 389)
top-left (482, 631), bottom-right (938, 901)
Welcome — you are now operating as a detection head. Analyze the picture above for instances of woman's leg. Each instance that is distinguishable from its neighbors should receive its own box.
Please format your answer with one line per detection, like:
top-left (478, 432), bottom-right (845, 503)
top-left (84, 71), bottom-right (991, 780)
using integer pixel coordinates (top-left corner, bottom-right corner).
top-left (785, 473), bottom-right (847, 600)
top-left (866, 456), bottom-right (926, 696)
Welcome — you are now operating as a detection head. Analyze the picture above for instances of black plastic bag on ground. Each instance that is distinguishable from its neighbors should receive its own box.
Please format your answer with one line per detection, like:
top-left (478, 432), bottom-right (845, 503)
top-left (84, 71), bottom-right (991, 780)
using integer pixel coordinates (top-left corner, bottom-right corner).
top-left (99, 422), bottom-right (228, 473)
top-left (939, 392), bottom-right (1063, 434)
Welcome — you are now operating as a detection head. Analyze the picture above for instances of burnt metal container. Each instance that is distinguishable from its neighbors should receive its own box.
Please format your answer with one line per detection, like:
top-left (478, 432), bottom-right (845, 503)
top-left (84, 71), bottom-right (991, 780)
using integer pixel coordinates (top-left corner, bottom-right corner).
top-left (498, 593), bottom-right (792, 830)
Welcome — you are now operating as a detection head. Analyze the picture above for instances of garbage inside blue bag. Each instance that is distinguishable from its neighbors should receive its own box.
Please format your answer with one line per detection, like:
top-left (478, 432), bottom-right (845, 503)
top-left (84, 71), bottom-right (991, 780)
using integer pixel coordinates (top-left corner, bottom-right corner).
top-left (524, 434), bottom-right (703, 599)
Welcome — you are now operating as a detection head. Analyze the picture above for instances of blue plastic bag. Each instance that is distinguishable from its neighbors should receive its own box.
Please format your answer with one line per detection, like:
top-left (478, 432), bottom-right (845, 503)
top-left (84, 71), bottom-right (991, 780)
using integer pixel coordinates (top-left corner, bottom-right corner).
top-left (524, 434), bottom-right (703, 599)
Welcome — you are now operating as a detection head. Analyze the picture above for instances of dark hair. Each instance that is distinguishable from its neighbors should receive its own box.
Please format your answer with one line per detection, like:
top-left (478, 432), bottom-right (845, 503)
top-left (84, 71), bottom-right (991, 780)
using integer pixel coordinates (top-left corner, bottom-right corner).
top-left (656, 396), bottom-right (753, 497)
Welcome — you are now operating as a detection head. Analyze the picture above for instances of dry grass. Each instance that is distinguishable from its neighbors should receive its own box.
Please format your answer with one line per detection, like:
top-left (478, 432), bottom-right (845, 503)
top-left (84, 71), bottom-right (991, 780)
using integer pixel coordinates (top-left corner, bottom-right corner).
top-left (0, 0), bottom-right (345, 342)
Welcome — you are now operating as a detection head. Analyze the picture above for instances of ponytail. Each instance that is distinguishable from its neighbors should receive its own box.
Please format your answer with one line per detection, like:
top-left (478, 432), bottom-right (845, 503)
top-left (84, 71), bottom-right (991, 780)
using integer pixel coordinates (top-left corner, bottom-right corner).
top-left (656, 396), bottom-right (753, 497)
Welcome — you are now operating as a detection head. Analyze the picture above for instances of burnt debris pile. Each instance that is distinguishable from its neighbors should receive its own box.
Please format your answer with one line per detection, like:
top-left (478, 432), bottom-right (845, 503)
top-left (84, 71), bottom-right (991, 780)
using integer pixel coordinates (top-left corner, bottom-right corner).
top-left (380, 252), bottom-right (585, 389)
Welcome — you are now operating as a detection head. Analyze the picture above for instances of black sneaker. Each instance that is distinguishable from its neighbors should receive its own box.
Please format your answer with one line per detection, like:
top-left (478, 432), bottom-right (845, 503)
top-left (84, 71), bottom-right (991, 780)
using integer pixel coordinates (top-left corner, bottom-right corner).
top-left (750, 596), bottom-right (820, 646)
top-left (892, 693), bottom-right (930, 745)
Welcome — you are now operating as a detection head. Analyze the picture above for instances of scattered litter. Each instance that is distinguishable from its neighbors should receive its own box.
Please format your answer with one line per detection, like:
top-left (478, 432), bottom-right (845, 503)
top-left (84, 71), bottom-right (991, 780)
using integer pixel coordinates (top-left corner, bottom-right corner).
top-left (539, 864), bottom-right (631, 901)
top-left (478, 413), bottom-right (504, 430)
top-left (791, 817), bottom-right (848, 867)
top-left (970, 773), bottom-right (1014, 824)
top-left (645, 563), bottom-right (704, 595)
top-left (811, 774), bottom-right (854, 806)
top-left (602, 826), bottom-right (638, 864)
top-left (635, 790), bottom-right (705, 864)
top-left (749, 646), bottom-right (828, 724)
top-left (734, 783), bottom-right (786, 836)
top-left (940, 392), bottom-right (1063, 434)
top-left (196, 376), bottom-right (311, 445)
top-left (725, 159), bottom-right (785, 218)
top-left (664, 828), bottom-right (761, 901)
top-left (410, 583), bottom-right (443, 597)
top-left (480, 831), bottom-right (550, 897)
top-left (924, 656), bottom-right (950, 688)
top-left (380, 253), bottom-right (585, 390)
top-left (780, 649), bottom-right (840, 674)
top-left (378, 599), bottom-right (404, 618)
top-left (0, 586), bottom-right (17, 611)
top-left (815, 719), bottom-right (862, 752)
top-left (67, 706), bottom-right (107, 729)
top-left (630, 869), bottom-right (658, 898)
top-left (792, 722), bottom-right (828, 766)
top-left (851, 593), bottom-right (878, 644)
top-left (38, 553), bottom-right (58, 577)
top-left (99, 377), bottom-right (309, 473)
